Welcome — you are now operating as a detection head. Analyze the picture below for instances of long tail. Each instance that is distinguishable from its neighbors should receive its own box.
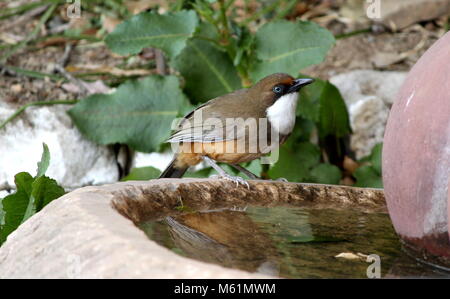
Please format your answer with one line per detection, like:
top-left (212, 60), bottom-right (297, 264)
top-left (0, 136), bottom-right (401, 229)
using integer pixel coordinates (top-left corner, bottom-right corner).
top-left (159, 156), bottom-right (188, 178)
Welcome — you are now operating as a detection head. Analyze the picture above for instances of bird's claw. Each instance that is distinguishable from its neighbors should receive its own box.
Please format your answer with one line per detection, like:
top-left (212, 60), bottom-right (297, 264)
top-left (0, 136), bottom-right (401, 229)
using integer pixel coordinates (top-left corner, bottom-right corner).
top-left (276, 177), bottom-right (288, 182)
top-left (230, 205), bottom-right (248, 212)
top-left (220, 174), bottom-right (250, 189)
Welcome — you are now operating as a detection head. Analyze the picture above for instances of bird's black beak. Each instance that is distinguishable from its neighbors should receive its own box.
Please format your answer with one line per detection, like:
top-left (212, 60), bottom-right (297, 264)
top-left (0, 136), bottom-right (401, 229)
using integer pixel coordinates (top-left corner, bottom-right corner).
top-left (288, 78), bottom-right (314, 93)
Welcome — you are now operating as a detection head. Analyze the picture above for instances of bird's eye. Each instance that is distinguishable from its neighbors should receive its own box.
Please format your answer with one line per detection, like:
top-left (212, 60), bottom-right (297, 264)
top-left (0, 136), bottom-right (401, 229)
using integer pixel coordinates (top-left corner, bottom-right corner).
top-left (273, 85), bottom-right (283, 94)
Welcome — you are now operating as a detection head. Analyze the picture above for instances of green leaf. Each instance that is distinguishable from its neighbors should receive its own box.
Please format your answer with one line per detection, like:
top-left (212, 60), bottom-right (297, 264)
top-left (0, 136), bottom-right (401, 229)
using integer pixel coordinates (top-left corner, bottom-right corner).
top-left (241, 160), bottom-right (262, 178)
top-left (297, 79), bottom-right (351, 142)
top-left (268, 142), bottom-right (321, 182)
top-left (0, 172), bottom-right (34, 244)
top-left (0, 174), bottom-right (65, 245)
top-left (68, 75), bottom-right (188, 153)
top-left (308, 163), bottom-right (342, 185)
top-left (30, 176), bottom-right (65, 212)
top-left (172, 22), bottom-right (242, 103)
top-left (105, 10), bottom-right (198, 58)
top-left (354, 165), bottom-right (383, 188)
top-left (297, 77), bottom-right (326, 121)
top-left (0, 145), bottom-right (65, 245)
top-left (36, 143), bottom-right (50, 177)
top-left (0, 197), bottom-right (5, 227)
top-left (250, 20), bottom-right (335, 82)
top-left (122, 166), bottom-right (161, 181)
top-left (317, 81), bottom-right (351, 139)
top-left (184, 168), bottom-right (212, 178)
top-left (365, 143), bottom-right (382, 175)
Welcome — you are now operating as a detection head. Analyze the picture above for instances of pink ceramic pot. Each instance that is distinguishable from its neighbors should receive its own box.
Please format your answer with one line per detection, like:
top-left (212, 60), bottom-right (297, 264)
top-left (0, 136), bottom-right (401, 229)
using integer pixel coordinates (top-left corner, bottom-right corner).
top-left (383, 32), bottom-right (450, 268)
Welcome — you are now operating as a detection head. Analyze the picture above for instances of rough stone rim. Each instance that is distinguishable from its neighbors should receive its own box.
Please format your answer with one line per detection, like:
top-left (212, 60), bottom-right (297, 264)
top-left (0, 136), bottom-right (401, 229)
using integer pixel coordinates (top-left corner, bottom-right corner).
top-left (0, 179), bottom-right (386, 278)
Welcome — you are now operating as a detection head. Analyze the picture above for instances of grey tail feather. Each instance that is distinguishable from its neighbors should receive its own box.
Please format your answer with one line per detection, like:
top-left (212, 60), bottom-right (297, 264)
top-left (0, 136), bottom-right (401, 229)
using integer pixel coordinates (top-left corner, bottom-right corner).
top-left (159, 156), bottom-right (188, 178)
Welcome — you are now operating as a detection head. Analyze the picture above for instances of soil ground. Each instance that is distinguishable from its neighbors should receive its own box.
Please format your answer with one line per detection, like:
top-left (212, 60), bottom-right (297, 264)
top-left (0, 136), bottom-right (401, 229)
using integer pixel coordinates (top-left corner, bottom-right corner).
top-left (0, 0), bottom-right (448, 105)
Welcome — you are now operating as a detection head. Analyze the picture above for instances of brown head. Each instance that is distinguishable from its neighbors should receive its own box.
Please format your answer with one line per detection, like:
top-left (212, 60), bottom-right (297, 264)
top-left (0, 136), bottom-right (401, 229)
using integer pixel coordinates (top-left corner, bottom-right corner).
top-left (249, 73), bottom-right (314, 107)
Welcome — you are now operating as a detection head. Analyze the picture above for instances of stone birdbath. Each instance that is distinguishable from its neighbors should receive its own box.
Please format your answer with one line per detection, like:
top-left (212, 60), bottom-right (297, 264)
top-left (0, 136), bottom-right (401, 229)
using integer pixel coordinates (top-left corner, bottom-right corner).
top-left (0, 179), bottom-right (388, 278)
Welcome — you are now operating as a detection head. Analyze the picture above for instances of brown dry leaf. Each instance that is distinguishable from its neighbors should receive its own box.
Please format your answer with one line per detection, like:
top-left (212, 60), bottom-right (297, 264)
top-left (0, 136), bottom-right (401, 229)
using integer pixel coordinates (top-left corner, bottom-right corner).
top-left (343, 156), bottom-right (359, 174)
top-left (335, 252), bottom-right (368, 261)
top-left (11, 84), bottom-right (22, 93)
top-left (36, 37), bottom-right (70, 48)
top-left (340, 176), bottom-right (355, 186)
top-left (108, 68), bottom-right (152, 76)
top-left (67, 64), bottom-right (152, 77)
top-left (301, 2), bottom-right (332, 20)
top-left (371, 52), bottom-right (405, 68)
top-left (0, 33), bottom-right (24, 44)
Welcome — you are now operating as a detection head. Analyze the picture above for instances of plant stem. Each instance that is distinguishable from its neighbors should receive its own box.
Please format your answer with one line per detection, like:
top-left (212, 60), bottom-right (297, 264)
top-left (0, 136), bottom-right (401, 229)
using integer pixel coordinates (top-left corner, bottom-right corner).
top-left (0, 100), bottom-right (78, 131)
top-left (0, 3), bottom-right (58, 64)
top-left (218, 0), bottom-right (231, 45)
top-left (2, 65), bottom-right (63, 81)
top-left (224, 0), bottom-right (236, 10)
top-left (335, 28), bottom-right (371, 39)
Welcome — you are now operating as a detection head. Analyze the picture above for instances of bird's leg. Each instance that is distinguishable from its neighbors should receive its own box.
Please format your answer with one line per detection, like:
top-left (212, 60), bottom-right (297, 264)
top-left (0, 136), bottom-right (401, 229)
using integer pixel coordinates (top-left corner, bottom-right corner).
top-left (230, 164), bottom-right (259, 180)
top-left (203, 156), bottom-right (250, 188)
top-left (231, 164), bottom-right (288, 182)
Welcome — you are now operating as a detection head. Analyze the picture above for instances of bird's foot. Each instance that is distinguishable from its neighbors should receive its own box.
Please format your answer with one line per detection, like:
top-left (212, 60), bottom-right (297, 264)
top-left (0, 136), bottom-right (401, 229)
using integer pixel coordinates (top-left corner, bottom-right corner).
top-left (277, 177), bottom-right (288, 182)
top-left (273, 177), bottom-right (288, 182)
top-left (230, 205), bottom-right (248, 212)
top-left (212, 174), bottom-right (250, 188)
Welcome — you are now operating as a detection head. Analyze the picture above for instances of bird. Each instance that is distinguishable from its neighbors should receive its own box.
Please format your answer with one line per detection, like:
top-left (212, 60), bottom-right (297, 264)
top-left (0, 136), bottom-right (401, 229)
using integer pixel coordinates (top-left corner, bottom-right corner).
top-left (159, 73), bottom-right (314, 186)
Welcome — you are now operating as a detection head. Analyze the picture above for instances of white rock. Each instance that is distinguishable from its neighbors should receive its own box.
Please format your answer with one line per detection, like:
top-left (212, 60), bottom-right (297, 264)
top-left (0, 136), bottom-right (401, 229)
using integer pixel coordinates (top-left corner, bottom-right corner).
top-left (330, 70), bottom-right (407, 158)
top-left (0, 104), bottom-right (119, 189)
top-left (349, 96), bottom-right (389, 159)
top-left (133, 150), bottom-right (208, 174)
top-left (0, 190), bottom-right (11, 199)
top-left (133, 151), bottom-right (174, 171)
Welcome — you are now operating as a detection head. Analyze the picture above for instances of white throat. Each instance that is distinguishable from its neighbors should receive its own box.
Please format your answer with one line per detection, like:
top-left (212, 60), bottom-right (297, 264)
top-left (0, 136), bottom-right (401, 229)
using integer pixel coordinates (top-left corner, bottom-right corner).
top-left (266, 93), bottom-right (299, 135)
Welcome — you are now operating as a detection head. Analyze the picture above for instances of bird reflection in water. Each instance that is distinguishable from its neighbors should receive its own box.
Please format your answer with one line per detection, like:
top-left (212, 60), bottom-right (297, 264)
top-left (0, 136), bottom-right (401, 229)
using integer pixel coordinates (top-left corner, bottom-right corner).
top-left (164, 208), bottom-right (280, 277)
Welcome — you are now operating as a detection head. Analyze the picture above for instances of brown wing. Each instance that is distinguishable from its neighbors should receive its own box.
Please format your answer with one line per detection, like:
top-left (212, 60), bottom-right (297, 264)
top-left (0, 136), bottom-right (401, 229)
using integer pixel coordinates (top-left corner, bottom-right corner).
top-left (167, 89), bottom-right (254, 143)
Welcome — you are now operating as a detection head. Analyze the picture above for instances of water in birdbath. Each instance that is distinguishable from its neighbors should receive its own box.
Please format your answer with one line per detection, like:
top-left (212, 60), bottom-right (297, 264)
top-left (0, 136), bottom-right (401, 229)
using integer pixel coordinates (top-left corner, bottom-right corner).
top-left (139, 205), bottom-right (449, 278)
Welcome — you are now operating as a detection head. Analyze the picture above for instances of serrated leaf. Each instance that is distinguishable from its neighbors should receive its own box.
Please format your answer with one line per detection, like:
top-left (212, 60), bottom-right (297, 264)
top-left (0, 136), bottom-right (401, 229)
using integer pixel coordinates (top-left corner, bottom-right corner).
top-left (30, 176), bottom-right (65, 212)
top-left (308, 163), bottom-right (342, 185)
top-left (122, 166), bottom-right (161, 181)
top-left (172, 23), bottom-right (242, 103)
top-left (0, 172), bottom-right (34, 244)
top-left (105, 10), bottom-right (198, 58)
top-left (317, 81), bottom-right (351, 139)
top-left (0, 173), bottom-right (65, 245)
top-left (250, 20), bottom-right (335, 82)
top-left (354, 165), bottom-right (383, 188)
top-left (68, 75), bottom-right (188, 152)
top-left (268, 142), bottom-right (321, 182)
top-left (36, 143), bottom-right (50, 178)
